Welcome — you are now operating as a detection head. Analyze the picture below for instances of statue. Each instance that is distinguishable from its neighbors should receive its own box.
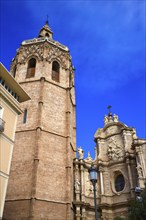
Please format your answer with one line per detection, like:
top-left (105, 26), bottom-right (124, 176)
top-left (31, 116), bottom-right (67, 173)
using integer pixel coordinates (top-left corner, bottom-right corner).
top-left (132, 128), bottom-right (138, 139)
top-left (74, 178), bottom-right (80, 191)
top-left (137, 163), bottom-right (143, 178)
top-left (104, 115), bottom-right (108, 124)
top-left (113, 114), bottom-right (118, 122)
top-left (77, 147), bottom-right (84, 160)
top-left (85, 151), bottom-right (92, 162)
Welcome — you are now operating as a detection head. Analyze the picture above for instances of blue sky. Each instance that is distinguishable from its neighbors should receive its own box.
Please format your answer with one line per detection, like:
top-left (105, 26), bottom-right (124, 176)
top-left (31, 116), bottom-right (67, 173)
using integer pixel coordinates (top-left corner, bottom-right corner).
top-left (0, 0), bottom-right (145, 158)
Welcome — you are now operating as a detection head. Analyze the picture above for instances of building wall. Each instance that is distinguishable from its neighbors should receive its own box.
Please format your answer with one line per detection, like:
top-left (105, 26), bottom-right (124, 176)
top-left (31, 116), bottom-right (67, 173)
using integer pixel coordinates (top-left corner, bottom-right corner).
top-left (0, 63), bottom-right (30, 219)
top-left (3, 23), bottom-right (76, 220)
top-left (0, 96), bottom-right (18, 219)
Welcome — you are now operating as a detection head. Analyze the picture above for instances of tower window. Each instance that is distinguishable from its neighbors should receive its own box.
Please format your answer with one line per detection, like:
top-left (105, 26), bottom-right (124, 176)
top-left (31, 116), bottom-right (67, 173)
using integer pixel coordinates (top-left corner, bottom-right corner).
top-left (52, 61), bottom-right (60, 82)
top-left (26, 58), bottom-right (36, 78)
top-left (45, 33), bottom-right (49, 37)
top-left (23, 109), bottom-right (27, 124)
top-left (115, 174), bottom-right (125, 192)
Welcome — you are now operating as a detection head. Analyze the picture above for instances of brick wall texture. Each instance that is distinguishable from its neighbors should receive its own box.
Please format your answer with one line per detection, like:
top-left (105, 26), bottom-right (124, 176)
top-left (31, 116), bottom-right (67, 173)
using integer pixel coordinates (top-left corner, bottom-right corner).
top-left (4, 34), bottom-right (76, 220)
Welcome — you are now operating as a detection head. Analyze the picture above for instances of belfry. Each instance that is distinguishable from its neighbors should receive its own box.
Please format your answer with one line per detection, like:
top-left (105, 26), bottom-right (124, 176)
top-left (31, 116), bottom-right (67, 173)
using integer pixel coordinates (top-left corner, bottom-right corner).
top-left (4, 22), bottom-right (76, 219)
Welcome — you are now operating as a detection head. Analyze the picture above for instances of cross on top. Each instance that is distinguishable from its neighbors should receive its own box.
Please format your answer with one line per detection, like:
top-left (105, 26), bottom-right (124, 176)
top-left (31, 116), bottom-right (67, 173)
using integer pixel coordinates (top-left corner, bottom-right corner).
top-left (107, 105), bottom-right (112, 116)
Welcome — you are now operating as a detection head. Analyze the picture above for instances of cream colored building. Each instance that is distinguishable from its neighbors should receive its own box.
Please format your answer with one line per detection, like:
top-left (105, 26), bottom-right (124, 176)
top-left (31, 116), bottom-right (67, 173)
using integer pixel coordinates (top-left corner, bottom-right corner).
top-left (0, 63), bottom-right (30, 219)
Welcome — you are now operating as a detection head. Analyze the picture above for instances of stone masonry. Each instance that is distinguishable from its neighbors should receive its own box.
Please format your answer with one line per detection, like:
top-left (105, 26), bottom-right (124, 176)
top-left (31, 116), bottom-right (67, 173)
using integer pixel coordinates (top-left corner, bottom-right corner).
top-left (4, 22), bottom-right (76, 220)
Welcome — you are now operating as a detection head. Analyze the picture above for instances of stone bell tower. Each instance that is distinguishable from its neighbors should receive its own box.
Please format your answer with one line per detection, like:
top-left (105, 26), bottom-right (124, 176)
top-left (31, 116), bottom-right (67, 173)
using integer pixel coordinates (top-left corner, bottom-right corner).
top-left (4, 21), bottom-right (76, 220)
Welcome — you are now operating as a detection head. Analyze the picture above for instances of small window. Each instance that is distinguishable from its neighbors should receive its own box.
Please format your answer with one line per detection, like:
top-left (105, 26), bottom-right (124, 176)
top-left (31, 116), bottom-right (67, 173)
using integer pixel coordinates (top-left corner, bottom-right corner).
top-left (115, 174), bottom-right (125, 192)
top-left (23, 109), bottom-right (27, 124)
top-left (26, 58), bottom-right (36, 78)
top-left (52, 61), bottom-right (60, 82)
top-left (45, 33), bottom-right (49, 37)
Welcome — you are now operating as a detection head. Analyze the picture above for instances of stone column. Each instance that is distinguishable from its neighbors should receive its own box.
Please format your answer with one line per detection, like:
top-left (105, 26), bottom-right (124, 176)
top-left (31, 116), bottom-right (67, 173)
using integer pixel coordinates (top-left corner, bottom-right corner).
top-left (66, 87), bottom-right (72, 220)
top-left (76, 206), bottom-right (81, 220)
top-left (37, 77), bottom-right (45, 127)
top-left (29, 77), bottom-right (45, 218)
top-left (126, 157), bottom-right (134, 196)
top-left (135, 146), bottom-right (145, 188)
top-left (102, 169), bottom-right (111, 195)
top-left (82, 207), bottom-right (86, 220)
top-left (80, 161), bottom-right (85, 202)
top-left (99, 168), bottom-right (104, 195)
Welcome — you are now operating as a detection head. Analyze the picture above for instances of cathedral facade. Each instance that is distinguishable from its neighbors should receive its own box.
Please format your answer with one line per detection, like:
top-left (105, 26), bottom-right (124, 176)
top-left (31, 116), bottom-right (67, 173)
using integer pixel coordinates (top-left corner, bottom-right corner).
top-left (3, 22), bottom-right (146, 220)
top-left (74, 113), bottom-right (146, 219)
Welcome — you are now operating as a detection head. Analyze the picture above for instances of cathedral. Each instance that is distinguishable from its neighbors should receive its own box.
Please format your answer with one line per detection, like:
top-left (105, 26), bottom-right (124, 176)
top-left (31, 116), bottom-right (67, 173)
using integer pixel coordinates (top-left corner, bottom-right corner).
top-left (3, 22), bottom-right (146, 220)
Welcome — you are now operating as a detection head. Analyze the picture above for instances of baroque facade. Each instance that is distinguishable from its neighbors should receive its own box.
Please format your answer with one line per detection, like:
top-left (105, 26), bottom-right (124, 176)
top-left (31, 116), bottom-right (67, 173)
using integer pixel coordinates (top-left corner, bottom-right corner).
top-left (3, 22), bottom-right (146, 220)
top-left (74, 113), bottom-right (146, 219)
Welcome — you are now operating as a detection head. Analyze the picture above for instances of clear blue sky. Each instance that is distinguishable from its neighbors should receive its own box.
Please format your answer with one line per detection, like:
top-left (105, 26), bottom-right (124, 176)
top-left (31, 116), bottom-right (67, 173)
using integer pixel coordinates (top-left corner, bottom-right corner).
top-left (0, 0), bottom-right (145, 158)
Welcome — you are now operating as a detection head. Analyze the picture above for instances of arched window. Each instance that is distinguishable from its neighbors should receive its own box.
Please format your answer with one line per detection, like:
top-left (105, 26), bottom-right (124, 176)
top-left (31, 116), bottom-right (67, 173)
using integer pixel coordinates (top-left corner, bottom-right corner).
top-left (52, 61), bottom-right (60, 82)
top-left (115, 174), bottom-right (125, 192)
top-left (45, 33), bottom-right (50, 37)
top-left (26, 58), bottom-right (36, 78)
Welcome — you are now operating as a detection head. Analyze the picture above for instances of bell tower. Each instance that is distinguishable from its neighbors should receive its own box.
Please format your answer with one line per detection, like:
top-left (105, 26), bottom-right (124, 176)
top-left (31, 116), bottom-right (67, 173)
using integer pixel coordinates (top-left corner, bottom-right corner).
top-left (4, 22), bottom-right (76, 220)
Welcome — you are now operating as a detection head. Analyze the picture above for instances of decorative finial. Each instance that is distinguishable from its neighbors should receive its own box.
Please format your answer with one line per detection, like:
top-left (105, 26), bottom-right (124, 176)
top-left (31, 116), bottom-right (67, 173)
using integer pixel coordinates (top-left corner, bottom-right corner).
top-left (107, 105), bottom-right (112, 117)
top-left (46, 15), bottom-right (49, 25)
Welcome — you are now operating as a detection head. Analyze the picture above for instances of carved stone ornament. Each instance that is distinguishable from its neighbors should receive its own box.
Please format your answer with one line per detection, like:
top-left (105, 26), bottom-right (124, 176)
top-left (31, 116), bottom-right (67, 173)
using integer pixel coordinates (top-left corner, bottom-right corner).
top-left (84, 151), bottom-right (93, 163)
top-left (74, 178), bottom-right (80, 191)
top-left (107, 137), bottom-right (124, 161)
top-left (77, 147), bottom-right (84, 160)
top-left (10, 59), bottom-right (17, 74)
top-left (46, 46), bottom-right (70, 69)
top-left (104, 115), bottom-right (109, 125)
top-left (85, 180), bottom-right (93, 196)
top-left (136, 163), bottom-right (143, 178)
top-left (20, 44), bottom-right (44, 64)
top-left (113, 114), bottom-right (118, 122)
top-left (10, 52), bottom-right (19, 73)
top-left (104, 172), bottom-right (111, 194)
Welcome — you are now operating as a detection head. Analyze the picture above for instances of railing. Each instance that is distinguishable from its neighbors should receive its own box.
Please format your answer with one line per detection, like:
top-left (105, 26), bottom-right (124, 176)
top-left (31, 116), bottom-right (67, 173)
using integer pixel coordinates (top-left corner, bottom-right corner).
top-left (0, 118), bottom-right (5, 132)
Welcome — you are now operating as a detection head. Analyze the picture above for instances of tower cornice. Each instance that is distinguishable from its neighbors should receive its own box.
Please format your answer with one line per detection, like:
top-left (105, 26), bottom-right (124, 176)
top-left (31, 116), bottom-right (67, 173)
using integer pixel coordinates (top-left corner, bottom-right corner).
top-left (22, 36), bottom-right (69, 52)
